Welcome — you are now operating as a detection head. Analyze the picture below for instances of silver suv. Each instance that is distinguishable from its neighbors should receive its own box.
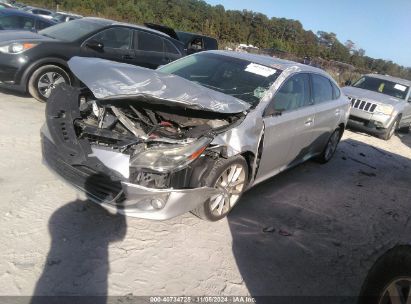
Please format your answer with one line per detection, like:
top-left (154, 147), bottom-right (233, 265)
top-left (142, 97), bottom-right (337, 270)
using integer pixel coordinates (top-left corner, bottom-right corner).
top-left (343, 74), bottom-right (411, 140)
top-left (41, 51), bottom-right (350, 221)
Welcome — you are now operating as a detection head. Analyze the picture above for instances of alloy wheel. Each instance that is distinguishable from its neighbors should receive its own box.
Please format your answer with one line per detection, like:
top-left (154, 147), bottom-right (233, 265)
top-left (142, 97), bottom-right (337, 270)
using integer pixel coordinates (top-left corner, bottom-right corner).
top-left (379, 278), bottom-right (411, 304)
top-left (324, 130), bottom-right (340, 161)
top-left (209, 164), bottom-right (246, 217)
top-left (37, 72), bottom-right (67, 98)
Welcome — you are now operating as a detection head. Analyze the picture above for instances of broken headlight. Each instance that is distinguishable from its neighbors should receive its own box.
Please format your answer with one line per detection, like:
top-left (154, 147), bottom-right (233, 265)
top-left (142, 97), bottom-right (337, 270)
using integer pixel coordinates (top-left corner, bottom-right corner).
top-left (130, 137), bottom-right (211, 173)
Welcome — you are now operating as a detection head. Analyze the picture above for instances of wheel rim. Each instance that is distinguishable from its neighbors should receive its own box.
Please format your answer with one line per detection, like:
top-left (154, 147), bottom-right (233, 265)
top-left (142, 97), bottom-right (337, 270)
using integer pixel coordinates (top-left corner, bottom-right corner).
top-left (37, 71), bottom-right (66, 98)
top-left (324, 130), bottom-right (340, 161)
top-left (209, 164), bottom-right (246, 217)
top-left (379, 278), bottom-right (411, 304)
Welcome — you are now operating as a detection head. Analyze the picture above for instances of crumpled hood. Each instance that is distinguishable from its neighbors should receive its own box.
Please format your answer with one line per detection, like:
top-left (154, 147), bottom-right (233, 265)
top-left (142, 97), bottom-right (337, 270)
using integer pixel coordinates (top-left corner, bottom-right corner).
top-left (68, 57), bottom-right (251, 114)
top-left (342, 86), bottom-right (402, 105)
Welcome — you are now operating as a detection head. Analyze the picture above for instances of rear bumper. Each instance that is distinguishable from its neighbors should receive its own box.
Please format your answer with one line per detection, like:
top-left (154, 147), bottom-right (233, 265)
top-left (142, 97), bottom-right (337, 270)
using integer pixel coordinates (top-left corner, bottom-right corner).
top-left (41, 124), bottom-right (219, 220)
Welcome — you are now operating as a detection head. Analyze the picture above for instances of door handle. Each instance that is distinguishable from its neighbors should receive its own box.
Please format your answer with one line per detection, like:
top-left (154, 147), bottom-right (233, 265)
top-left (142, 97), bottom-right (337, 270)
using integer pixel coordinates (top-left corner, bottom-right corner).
top-left (335, 109), bottom-right (341, 116)
top-left (122, 54), bottom-right (135, 60)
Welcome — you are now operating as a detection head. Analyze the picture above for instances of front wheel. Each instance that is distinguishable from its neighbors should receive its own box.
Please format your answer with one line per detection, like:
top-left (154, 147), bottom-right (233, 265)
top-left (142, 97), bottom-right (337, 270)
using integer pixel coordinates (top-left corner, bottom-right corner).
top-left (191, 156), bottom-right (248, 221)
top-left (381, 117), bottom-right (400, 140)
top-left (28, 65), bottom-right (71, 102)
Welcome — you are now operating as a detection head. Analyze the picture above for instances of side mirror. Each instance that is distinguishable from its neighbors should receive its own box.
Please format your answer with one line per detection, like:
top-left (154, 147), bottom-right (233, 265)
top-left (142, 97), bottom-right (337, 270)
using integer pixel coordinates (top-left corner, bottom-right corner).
top-left (345, 80), bottom-right (352, 86)
top-left (86, 40), bottom-right (104, 51)
top-left (264, 106), bottom-right (284, 117)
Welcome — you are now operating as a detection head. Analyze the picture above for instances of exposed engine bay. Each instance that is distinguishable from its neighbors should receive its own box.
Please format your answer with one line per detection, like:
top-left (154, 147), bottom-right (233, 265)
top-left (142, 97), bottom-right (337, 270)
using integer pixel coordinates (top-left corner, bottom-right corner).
top-left (45, 84), bottom-right (245, 192)
top-left (75, 91), bottom-right (241, 152)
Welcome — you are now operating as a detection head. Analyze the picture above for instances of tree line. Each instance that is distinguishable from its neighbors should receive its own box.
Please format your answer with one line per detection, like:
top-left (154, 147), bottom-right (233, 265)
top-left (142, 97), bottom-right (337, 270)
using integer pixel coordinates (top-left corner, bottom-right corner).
top-left (26, 0), bottom-right (411, 80)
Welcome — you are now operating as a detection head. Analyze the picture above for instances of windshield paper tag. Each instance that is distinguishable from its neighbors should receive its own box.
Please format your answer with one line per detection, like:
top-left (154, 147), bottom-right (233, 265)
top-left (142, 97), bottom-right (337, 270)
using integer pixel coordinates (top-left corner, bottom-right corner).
top-left (245, 63), bottom-right (276, 77)
top-left (394, 84), bottom-right (407, 92)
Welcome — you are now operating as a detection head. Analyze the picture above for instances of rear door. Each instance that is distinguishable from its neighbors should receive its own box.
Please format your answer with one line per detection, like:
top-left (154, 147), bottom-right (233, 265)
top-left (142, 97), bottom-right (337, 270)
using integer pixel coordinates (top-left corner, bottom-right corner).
top-left (255, 73), bottom-right (316, 182)
top-left (82, 27), bottom-right (134, 63)
top-left (310, 74), bottom-right (342, 153)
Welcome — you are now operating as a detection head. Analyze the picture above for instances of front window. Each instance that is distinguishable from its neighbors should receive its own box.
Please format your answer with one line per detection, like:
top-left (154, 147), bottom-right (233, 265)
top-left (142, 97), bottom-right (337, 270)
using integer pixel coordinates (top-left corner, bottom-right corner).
top-left (353, 76), bottom-right (409, 99)
top-left (158, 53), bottom-right (282, 106)
top-left (39, 19), bottom-right (106, 42)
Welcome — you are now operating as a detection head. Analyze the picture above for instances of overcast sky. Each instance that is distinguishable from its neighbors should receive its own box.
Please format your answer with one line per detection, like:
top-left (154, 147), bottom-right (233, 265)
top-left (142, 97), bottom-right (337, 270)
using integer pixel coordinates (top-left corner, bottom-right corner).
top-left (205, 0), bottom-right (411, 67)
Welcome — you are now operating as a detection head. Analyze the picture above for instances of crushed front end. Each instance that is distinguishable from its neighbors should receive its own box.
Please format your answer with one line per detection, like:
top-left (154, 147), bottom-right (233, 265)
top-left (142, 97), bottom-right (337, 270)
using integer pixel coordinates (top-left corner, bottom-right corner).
top-left (41, 84), bottom-right (245, 219)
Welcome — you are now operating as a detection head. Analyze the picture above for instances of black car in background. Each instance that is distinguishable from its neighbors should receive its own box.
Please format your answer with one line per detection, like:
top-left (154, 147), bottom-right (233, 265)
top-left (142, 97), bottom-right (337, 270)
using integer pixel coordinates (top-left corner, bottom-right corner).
top-left (0, 17), bottom-right (185, 101)
top-left (0, 8), bottom-right (56, 31)
top-left (144, 22), bottom-right (218, 54)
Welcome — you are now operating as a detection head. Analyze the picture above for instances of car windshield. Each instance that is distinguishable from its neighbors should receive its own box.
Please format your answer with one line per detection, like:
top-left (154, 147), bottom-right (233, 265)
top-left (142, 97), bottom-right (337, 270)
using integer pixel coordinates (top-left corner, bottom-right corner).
top-left (158, 52), bottom-right (282, 105)
top-left (38, 19), bottom-right (105, 42)
top-left (353, 76), bottom-right (409, 99)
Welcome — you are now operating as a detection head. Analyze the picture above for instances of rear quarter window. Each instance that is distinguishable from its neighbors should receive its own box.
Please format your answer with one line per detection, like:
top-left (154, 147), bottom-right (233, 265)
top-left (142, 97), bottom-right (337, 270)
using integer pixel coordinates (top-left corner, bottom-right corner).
top-left (312, 74), bottom-right (333, 103)
top-left (331, 81), bottom-right (341, 99)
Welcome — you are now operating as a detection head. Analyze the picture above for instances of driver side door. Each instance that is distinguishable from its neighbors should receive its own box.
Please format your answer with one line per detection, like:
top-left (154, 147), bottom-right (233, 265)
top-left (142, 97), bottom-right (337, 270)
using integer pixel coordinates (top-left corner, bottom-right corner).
top-left (81, 27), bottom-right (134, 64)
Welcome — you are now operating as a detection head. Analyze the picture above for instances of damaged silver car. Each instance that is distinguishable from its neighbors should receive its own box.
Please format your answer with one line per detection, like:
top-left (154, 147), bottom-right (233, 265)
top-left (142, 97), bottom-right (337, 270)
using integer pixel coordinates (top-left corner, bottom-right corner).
top-left (41, 51), bottom-right (350, 221)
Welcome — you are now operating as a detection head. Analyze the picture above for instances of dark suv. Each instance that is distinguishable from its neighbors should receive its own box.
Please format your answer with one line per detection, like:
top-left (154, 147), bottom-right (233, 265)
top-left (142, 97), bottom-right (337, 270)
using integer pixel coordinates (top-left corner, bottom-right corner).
top-left (0, 17), bottom-right (185, 101)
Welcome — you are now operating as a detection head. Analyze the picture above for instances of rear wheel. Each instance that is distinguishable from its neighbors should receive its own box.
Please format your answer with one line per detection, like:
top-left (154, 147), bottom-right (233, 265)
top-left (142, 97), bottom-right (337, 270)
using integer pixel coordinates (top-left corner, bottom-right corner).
top-left (316, 127), bottom-right (342, 164)
top-left (192, 156), bottom-right (248, 221)
top-left (28, 65), bottom-right (71, 102)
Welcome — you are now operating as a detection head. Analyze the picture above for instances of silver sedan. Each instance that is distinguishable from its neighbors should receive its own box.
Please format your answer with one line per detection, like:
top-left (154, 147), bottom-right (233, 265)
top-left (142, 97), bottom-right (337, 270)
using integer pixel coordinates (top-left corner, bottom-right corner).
top-left (41, 51), bottom-right (350, 221)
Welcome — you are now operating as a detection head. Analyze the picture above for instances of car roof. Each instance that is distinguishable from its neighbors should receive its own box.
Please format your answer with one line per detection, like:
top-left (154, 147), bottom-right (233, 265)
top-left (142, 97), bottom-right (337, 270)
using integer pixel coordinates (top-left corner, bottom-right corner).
top-left (206, 50), bottom-right (329, 75)
top-left (0, 7), bottom-right (53, 20)
top-left (79, 17), bottom-right (173, 39)
top-left (364, 73), bottom-right (411, 87)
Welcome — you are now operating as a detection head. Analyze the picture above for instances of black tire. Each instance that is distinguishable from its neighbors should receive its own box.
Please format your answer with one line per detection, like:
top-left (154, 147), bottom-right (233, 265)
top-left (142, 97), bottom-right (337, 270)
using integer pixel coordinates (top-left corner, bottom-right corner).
top-left (399, 122), bottom-right (411, 134)
top-left (359, 246), bottom-right (411, 304)
top-left (381, 117), bottom-right (400, 140)
top-left (191, 155), bottom-right (248, 221)
top-left (28, 65), bottom-right (71, 102)
top-left (316, 127), bottom-right (342, 164)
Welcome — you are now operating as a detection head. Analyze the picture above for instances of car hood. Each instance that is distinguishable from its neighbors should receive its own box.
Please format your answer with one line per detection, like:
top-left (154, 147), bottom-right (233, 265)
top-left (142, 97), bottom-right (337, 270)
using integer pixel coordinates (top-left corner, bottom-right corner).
top-left (68, 57), bottom-right (251, 114)
top-left (0, 30), bottom-right (54, 43)
top-left (342, 86), bottom-right (402, 105)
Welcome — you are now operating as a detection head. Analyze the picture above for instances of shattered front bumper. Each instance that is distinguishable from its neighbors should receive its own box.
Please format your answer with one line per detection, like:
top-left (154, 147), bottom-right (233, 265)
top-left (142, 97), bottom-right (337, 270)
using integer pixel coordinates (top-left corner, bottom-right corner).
top-left (41, 124), bottom-right (219, 220)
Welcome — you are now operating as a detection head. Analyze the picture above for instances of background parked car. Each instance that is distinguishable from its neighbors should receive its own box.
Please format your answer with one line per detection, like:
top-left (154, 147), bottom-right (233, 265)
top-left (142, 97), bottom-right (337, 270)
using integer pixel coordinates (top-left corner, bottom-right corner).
top-left (343, 74), bottom-right (411, 140)
top-left (22, 6), bottom-right (53, 19)
top-left (51, 11), bottom-right (82, 23)
top-left (144, 22), bottom-right (218, 53)
top-left (0, 17), bottom-right (185, 101)
top-left (0, 2), bottom-right (15, 9)
top-left (0, 8), bottom-right (56, 31)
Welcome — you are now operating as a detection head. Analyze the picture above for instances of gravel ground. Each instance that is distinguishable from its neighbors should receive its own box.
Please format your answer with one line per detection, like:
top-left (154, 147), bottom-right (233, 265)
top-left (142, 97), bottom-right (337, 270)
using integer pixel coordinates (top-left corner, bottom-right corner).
top-left (0, 90), bottom-right (411, 300)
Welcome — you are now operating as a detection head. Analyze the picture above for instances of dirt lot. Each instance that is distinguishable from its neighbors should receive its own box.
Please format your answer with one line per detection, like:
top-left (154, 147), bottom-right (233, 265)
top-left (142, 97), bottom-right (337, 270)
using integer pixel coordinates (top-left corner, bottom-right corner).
top-left (1, 89), bottom-right (411, 300)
